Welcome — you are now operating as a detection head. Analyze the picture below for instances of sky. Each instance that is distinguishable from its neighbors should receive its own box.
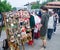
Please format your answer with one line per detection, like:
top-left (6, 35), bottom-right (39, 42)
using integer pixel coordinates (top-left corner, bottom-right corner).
top-left (7, 0), bottom-right (36, 7)
top-left (3, 0), bottom-right (47, 7)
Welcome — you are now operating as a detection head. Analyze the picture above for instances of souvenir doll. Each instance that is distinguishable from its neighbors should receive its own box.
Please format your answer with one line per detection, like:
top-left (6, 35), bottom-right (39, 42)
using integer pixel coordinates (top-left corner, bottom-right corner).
top-left (10, 35), bottom-right (15, 43)
top-left (20, 26), bottom-right (27, 44)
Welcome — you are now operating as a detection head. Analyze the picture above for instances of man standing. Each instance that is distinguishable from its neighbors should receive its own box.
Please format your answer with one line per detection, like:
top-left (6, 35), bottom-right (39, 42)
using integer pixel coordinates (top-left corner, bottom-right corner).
top-left (39, 6), bottom-right (50, 49)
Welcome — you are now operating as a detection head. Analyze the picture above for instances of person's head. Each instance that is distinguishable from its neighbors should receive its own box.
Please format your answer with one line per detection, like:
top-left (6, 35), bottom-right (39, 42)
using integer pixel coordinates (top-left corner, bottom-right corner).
top-left (40, 6), bottom-right (48, 12)
top-left (18, 9), bottom-right (24, 18)
top-left (18, 9), bottom-right (23, 14)
top-left (18, 9), bottom-right (23, 11)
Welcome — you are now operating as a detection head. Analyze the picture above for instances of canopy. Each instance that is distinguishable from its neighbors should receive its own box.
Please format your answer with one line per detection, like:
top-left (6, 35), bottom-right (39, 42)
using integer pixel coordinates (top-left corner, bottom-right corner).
top-left (45, 2), bottom-right (60, 8)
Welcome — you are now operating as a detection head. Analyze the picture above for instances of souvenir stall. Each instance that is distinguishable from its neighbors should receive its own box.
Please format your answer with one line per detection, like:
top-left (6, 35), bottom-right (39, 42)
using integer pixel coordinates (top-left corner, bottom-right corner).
top-left (5, 11), bottom-right (32, 50)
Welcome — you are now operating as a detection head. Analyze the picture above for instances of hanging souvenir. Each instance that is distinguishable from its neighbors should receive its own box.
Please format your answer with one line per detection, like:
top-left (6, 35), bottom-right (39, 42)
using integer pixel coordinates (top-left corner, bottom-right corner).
top-left (10, 35), bottom-right (15, 43)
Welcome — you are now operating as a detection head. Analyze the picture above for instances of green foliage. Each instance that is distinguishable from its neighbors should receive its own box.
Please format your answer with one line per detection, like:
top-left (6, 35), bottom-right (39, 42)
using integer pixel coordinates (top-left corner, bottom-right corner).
top-left (31, 4), bottom-right (39, 9)
top-left (0, 0), bottom-right (12, 12)
top-left (31, 1), bottom-right (40, 9)
top-left (12, 7), bottom-right (17, 11)
top-left (58, 0), bottom-right (60, 1)
top-left (48, 0), bottom-right (54, 2)
top-left (31, 1), bottom-right (48, 9)
top-left (41, 1), bottom-right (48, 6)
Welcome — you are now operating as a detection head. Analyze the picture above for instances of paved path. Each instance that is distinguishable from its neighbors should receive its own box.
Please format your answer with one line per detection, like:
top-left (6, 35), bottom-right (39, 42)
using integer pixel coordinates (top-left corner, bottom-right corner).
top-left (0, 31), bottom-right (7, 50)
top-left (0, 23), bottom-right (60, 50)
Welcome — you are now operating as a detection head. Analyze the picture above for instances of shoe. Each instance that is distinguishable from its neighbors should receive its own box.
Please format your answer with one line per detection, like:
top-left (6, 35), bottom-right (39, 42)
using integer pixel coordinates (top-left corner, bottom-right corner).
top-left (54, 32), bottom-right (56, 34)
top-left (47, 38), bottom-right (51, 40)
top-left (43, 45), bottom-right (46, 49)
top-left (40, 45), bottom-right (46, 49)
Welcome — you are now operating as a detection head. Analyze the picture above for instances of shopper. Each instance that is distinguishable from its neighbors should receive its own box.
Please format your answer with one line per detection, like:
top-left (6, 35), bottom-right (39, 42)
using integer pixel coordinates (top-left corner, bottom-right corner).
top-left (32, 12), bottom-right (41, 39)
top-left (53, 10), bottom-right (59, 33)
top-left (47, 11), bottom-right (54, 40)
top-left (39, 6), bottom-right (50, 49)
top-left (30, 14), bottom-right (35, 40)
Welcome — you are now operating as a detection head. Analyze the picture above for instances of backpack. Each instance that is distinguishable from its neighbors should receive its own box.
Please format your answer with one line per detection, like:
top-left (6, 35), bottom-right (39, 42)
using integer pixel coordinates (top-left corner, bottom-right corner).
top-left (2, 39), bottom-right (9, 49)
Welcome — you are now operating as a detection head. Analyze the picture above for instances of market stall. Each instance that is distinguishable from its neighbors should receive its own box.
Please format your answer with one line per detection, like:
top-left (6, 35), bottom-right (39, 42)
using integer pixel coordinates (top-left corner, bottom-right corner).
top-left (5, 11), bottom-right (32, 50)
top-left (45, 1), bottom-right (60, 9)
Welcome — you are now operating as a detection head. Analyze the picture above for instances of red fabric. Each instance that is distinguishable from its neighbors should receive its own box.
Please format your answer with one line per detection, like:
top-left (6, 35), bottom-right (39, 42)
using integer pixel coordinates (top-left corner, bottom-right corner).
top-left (24, 18), bottom-right (29, 21)
top-left (37, 32), bottom-right (40, 38)
top-left (22, 28), bottom-right (26, 32)
top-left (28, 40), bottom-right (34, 45)
top-left (34, 31), bottom-right (40, 38)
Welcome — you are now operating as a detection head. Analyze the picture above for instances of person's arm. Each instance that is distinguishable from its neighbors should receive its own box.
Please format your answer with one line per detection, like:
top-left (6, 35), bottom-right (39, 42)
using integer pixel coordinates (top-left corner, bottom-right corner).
top-left (38, 14), bottom-right (45, 30)
top-left (30, 15), bottom-right (35, 29)
top-left (41, 14), bottom-right (45, 26)
top-left (56, 13), bottom-right (59, 19)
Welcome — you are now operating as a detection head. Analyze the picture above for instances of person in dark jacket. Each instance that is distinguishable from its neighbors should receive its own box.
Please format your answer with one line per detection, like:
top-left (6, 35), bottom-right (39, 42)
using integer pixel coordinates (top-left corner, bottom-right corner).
top-left (38, 11), bottom-right (42, 18)
top-left (39, 6), bottom-right (50, 49)
top-left (0, 12), bottom-right (3, 37)
top-left (30, 15), bottom-right (35, 39)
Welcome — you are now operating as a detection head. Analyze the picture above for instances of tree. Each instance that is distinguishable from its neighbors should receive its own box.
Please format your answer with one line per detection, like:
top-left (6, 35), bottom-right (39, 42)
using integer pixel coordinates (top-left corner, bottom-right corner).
top-left (12, 7), bottom-right (17, 11)
top-left (31, 1), bottom-right (48, 9)
top-left (0, 0), bottom-right (12, 12)
top-left (58, 0), bottom-right (60, 1)
top-left (47, 0), bottom-right (55, 2)
top-left (31, 1), bottom-right (40, 9)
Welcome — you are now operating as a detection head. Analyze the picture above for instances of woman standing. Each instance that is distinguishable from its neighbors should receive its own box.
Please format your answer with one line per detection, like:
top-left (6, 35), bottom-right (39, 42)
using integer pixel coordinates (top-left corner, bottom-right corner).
top-left (32, 12), bottom-right (41, 39)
